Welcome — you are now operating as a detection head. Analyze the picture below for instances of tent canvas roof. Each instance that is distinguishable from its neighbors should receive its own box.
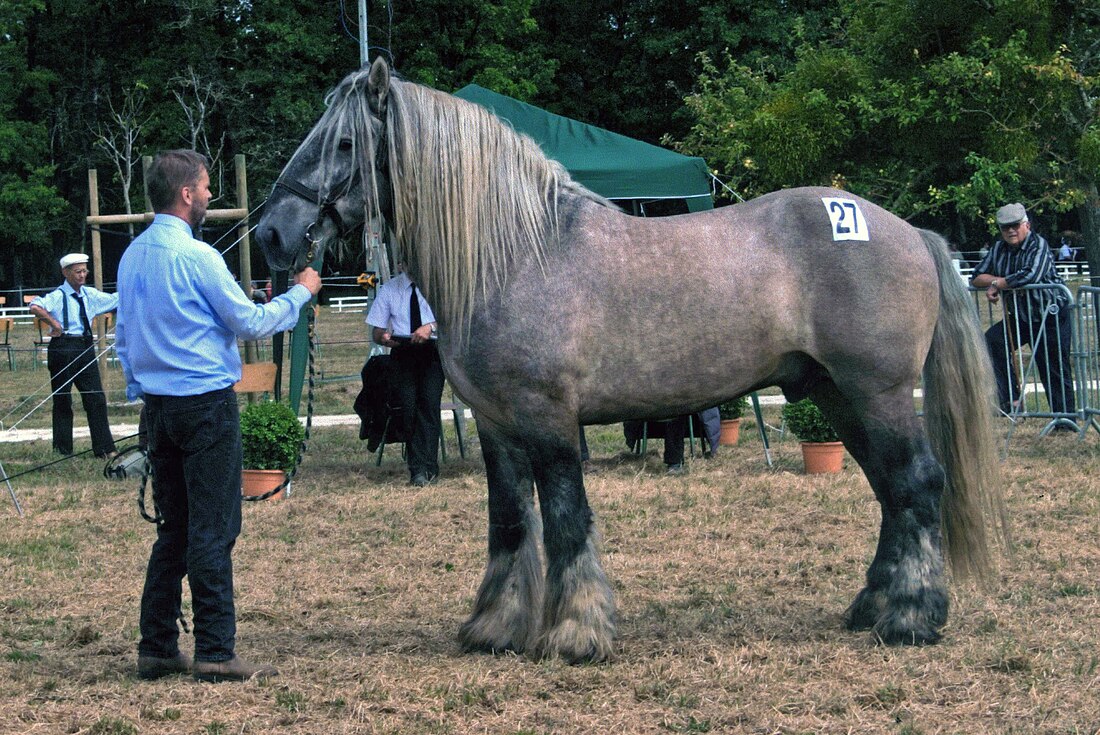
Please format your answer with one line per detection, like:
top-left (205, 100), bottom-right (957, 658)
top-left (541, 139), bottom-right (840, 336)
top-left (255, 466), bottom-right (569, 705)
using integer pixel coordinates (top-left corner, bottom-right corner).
top-left (453, 85), bottom-right (713, 211)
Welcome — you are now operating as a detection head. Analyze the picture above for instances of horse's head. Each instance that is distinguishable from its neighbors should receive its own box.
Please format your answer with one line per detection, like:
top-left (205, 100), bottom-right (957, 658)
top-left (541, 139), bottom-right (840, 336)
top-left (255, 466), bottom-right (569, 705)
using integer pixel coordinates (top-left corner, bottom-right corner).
top-left (256, 58), bottom-right (393, 272)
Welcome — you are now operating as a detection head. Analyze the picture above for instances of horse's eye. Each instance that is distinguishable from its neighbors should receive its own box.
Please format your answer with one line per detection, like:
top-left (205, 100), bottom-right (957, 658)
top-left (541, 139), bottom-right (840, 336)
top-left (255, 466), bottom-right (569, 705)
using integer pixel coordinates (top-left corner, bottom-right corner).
top-left (338, 138), bottom-right (353, 151)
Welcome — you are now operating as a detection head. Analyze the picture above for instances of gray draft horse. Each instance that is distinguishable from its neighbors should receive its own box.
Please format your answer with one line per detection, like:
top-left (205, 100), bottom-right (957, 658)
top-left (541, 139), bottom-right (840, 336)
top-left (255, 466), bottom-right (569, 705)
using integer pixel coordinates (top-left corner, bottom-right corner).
top-left (256, 58), bottom-right (1007, 662)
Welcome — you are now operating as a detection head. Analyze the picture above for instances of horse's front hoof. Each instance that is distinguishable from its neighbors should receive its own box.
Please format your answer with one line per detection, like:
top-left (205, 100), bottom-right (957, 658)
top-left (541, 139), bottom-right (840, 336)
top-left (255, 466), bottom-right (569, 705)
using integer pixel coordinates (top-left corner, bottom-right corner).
top-left (536, 619), bottom-right (615, 664)
top-left (457, 614), bottom-right (533, 656)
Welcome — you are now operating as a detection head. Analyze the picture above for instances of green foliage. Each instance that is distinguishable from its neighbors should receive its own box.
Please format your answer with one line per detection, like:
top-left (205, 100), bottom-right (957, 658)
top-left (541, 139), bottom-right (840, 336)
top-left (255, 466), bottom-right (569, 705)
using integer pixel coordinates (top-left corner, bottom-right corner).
top-left (781, 399), bottom-right (838, 443)
top-left (240, 401), bottom-right (304, 472)
top-left (676, 0), bottom-right (1100, 258)
top-left (0, 1), bottom-right (69, 277)
top-left (718, 396), bottom-right (748, 420)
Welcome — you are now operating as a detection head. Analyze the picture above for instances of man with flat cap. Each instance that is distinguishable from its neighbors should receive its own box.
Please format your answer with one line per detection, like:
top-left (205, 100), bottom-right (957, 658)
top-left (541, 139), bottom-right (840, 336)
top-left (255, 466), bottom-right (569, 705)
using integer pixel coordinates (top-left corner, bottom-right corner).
top-left (971, 203), bottom-right (1076, 426)
top-left (29, 253), bottom-right (119, 456)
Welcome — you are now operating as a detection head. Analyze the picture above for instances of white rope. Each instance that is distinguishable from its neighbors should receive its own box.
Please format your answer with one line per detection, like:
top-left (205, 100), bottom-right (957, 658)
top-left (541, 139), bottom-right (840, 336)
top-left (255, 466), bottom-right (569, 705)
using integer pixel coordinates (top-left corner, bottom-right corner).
top-left (1, 341), bottom-right (115, 432)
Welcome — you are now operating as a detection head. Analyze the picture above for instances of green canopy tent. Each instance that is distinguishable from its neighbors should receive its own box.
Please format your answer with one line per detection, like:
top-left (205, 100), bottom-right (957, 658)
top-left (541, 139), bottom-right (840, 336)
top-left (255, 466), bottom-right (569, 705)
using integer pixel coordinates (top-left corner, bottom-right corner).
top-left (453, 84), bottom-right (714, 213)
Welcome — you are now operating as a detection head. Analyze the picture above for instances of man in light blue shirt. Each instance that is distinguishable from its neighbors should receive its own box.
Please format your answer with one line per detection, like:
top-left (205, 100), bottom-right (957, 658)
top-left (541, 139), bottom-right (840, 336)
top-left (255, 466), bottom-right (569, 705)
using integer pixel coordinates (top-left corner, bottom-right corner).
top-left (29, 253), bottom-right (119, 457)
top-left (116, 150), bottom-right (321, 683)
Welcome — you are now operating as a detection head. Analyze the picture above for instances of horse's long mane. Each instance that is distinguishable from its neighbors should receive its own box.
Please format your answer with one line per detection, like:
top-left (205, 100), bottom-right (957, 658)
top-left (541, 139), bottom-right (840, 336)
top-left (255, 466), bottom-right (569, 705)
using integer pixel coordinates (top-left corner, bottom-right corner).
top-left (322, 68), bottom-right (612, 333)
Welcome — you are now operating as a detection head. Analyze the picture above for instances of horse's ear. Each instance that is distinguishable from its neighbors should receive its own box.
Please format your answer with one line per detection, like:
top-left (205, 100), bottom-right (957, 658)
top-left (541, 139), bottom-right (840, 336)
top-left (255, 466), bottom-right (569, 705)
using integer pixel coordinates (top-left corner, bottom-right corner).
top-left (368, 57), bottom-right (390, 115)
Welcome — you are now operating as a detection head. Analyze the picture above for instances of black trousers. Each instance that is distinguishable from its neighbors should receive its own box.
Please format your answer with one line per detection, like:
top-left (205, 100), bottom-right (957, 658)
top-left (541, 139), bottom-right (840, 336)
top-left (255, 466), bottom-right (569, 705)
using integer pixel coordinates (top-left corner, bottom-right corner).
top-left (47, 336), bottom-right (116, 456)
top-left (140, 388), bottom-right (241, 663)
top-left (985, 307), bottom-right (1076, 415)
top-left (391, 342), bottom-right (445, 480)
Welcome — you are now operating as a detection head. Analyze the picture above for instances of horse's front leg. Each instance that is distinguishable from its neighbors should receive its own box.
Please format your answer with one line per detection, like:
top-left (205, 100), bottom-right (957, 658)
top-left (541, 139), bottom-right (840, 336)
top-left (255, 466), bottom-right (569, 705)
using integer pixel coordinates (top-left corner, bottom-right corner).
top-left (529, 431), bottom-right (616, 663)
top-left (458, 421), bottom-right (544, 655)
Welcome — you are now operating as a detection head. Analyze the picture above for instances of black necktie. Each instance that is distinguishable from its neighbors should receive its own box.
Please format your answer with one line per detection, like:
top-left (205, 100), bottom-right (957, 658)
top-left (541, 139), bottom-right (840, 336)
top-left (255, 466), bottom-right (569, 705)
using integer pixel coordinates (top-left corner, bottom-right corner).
top-left (409, 284), bottom-right (422, 332)
top-left (73, 293), bottom-right (91, 336)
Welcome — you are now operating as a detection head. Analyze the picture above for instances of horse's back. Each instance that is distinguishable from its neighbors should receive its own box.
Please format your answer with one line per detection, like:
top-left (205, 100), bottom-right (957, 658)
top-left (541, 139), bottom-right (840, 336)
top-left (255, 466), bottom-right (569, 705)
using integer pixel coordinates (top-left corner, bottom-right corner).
top-left (453, 187), bottom-right (941, 426)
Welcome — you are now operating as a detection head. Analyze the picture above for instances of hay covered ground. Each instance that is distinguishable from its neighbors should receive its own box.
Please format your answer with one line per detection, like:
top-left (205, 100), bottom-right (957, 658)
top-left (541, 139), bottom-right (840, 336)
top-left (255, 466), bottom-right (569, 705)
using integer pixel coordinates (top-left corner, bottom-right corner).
top-left (1, 417), bottom-right (1098, 735)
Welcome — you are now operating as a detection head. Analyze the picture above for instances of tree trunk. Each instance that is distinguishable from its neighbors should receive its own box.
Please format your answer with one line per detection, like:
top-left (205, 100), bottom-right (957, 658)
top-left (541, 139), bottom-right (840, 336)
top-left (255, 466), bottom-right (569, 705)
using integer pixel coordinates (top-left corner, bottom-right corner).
top-left (1082, 181), bottom-right (1100, 288)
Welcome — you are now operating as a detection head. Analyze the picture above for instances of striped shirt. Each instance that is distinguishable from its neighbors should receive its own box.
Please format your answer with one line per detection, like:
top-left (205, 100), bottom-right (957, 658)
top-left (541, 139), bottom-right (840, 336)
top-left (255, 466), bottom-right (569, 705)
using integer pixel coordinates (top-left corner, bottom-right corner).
top-left (971, 230), bottom-right (1066, 316)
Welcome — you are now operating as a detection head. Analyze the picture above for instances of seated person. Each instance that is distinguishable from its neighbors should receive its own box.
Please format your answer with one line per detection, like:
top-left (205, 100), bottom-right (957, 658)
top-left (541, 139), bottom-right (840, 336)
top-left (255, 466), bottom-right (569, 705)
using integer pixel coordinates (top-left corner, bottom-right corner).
top-left (623, 415), bottom-right (690, 474)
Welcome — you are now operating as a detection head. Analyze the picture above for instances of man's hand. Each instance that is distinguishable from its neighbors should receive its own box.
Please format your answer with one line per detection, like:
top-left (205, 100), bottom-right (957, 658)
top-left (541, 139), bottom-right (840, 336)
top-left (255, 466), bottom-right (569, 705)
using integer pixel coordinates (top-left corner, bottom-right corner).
top-left (374, 328), bottom-right (400, 348)
top-left (294, 267), bottom-right (323, 296)
top-left (46, 320), bottom-right (63, 337)
top-left (410, 324), bottom-right (434, 344)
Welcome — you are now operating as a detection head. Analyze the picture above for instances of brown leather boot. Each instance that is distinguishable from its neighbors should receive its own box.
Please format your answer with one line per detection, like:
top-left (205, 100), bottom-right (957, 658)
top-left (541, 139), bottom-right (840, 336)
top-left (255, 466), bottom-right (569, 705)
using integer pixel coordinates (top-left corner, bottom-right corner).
top-left (193, 655), bottom-right (278, 682)
top-left (137, 651), bottom-right (192, 680)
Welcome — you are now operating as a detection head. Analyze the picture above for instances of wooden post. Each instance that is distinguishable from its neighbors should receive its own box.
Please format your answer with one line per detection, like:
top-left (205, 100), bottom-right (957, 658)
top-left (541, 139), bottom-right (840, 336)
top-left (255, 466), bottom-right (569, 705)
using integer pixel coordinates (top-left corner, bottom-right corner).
top-left (88, 169), bottom-right (110, 384)
top-left (235, 154), bottom-right (257, 365)
top-left (142, 156), bottom-right (153, 212)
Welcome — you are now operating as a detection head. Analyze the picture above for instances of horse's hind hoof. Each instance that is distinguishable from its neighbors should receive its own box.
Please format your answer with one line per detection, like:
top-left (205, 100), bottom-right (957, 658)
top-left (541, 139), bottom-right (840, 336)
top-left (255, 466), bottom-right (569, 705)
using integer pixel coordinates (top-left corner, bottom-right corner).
top-left (844, 588), bottom-right (888, 632)
top-left (866, 591), bottom-right (948, 646)
top-left (872, 619), bottom-right (943, 646)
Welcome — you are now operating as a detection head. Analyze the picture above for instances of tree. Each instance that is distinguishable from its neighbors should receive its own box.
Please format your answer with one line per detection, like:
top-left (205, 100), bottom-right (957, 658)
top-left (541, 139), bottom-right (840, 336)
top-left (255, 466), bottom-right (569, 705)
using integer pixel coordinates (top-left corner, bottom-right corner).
top-left (532, 0), bottom-right (838, 145)
top-left (171, 66), bottom-right (227, 204)
top-left (92, 81), bottom-right (150, 237)
top-left (675, 0), bottom-right (1100, 268)
top-left (0, 0), bottom-right (70, 287)
top-left (369, 0), bottom-right (553, 101)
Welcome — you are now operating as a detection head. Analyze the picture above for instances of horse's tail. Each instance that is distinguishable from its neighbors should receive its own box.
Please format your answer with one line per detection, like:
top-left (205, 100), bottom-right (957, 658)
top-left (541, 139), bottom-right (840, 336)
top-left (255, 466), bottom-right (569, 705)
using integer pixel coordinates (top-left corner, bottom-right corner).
top-left (919, 229), bottom-right (1009, 583)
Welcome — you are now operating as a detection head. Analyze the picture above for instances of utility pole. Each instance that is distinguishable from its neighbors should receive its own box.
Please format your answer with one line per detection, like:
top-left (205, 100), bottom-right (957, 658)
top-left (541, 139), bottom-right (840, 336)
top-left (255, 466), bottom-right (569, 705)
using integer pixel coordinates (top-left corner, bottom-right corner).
top-left (358, 0), bottom-right (369, 66)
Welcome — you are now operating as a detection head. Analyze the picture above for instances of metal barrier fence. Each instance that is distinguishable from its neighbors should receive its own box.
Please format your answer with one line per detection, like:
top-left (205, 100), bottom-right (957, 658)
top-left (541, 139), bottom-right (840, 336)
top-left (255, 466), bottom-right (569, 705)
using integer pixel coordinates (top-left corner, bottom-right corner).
top-left (968, 282), bottom-right (1084, 439)
top-left (1075, 286), bottom-right (1100, 436)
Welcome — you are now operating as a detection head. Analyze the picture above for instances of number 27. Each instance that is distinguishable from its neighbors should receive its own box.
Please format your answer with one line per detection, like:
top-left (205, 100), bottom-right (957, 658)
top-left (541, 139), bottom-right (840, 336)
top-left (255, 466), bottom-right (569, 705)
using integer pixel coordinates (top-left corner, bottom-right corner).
top-left (830, 201), bottom-right (859, 234)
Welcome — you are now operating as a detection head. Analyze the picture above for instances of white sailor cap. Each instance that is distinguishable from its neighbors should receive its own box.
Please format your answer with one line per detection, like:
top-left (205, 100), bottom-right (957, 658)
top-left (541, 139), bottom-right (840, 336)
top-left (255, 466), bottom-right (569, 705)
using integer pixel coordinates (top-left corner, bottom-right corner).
top-left (59, 253), bottom-right (89, 269)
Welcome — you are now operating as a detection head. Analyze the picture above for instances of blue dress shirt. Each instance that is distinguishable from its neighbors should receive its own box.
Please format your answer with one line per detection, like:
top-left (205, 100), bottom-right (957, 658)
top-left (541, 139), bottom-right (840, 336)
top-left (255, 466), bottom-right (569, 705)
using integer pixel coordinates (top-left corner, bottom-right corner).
top-left (366, 272), bottom-right (437, 337)
top-left (116, 214), bottom-right (312, 400)
top-left (32, 283), bottom-right (118, 336)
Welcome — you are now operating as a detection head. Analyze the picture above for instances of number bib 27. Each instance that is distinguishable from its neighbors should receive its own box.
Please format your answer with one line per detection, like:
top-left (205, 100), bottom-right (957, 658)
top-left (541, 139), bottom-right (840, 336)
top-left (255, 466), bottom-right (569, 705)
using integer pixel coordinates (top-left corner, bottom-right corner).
top-left (821, 197), bottom-right (869, 242)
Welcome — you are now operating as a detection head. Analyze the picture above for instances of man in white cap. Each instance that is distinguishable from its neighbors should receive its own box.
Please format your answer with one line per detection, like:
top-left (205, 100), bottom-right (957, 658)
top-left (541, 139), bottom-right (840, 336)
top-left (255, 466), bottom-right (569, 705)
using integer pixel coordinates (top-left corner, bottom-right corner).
top-left (971, 203), bottom-right (1076, 427)
top-left (29, 253), bottom-right (119, 456)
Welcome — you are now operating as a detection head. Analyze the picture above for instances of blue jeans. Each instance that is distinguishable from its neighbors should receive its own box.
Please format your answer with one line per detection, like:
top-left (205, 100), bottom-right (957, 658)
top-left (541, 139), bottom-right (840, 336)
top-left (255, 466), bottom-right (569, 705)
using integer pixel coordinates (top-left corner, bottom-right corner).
top-left (138, 387), bottom-right (241, 663)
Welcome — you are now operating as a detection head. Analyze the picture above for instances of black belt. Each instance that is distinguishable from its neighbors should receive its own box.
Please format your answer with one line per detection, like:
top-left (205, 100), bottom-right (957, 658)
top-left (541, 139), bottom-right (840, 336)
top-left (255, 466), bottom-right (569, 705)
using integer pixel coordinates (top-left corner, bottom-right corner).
top-left (51, 335), bottom-right (93, 342)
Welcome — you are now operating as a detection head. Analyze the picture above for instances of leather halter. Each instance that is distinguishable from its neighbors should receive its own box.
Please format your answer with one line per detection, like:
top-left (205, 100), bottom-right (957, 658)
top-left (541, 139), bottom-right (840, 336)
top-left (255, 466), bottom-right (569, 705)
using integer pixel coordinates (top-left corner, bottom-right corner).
top-left (273, 123), bottom-right (389, 262)
top-left (273, 170), bottom-right (355, 258)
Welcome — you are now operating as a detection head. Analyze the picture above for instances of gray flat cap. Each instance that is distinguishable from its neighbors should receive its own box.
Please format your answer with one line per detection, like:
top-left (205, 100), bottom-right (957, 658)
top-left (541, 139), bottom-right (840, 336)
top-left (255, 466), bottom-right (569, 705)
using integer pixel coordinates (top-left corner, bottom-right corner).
top-left (995, 203), bottom-right (1028, 226)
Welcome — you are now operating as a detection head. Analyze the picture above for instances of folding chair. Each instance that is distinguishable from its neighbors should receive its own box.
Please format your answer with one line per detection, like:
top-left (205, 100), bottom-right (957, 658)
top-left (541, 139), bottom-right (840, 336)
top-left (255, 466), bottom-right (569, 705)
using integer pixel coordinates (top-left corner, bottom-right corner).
top-left (373, 395), bottom-right (470, 465)
top-left (233, 362), bottom-right (278, 396)
top-left (627, 416), bottom-right (701, 457)
top-left (31, 316), bottom-right (51, 371)
top-left (0, 318), bottom-right (14, 371)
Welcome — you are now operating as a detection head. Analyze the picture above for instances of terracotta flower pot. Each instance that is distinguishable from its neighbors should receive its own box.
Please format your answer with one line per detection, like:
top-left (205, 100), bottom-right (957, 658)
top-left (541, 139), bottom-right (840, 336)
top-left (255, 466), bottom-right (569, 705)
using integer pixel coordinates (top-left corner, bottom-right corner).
top-left (718, 418), bottom-right (741, 446)
top-left (241, 469), bottom-right (288, 500)
top-left (800, 441), bottom-right (844, 474)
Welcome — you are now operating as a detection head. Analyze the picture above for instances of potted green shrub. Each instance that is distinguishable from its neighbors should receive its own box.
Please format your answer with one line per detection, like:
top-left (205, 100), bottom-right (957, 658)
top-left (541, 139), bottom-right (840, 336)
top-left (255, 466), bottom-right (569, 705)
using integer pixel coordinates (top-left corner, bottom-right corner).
top-left (717, 396), bottom-right (749, 445)
top-left (780, 398), bottom-right (843, 473)
top-left (240, 401), bottom-right (305, 499)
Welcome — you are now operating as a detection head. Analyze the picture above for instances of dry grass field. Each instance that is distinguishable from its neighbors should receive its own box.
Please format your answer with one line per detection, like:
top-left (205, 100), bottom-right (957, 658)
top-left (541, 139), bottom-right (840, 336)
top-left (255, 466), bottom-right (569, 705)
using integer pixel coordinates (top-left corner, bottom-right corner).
top-left (1, 414), bottom-right (1098, 735)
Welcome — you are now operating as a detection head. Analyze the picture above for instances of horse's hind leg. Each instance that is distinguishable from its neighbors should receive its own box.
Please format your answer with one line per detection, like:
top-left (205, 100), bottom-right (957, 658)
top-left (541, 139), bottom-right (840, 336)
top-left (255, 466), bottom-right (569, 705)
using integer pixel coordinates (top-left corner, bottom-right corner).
top-left (458, 422), bottom-right (544, 655)
top-left (528, 432), bottom-right (615, 663)
top-left (812, 384), bottom-right (949, 645)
